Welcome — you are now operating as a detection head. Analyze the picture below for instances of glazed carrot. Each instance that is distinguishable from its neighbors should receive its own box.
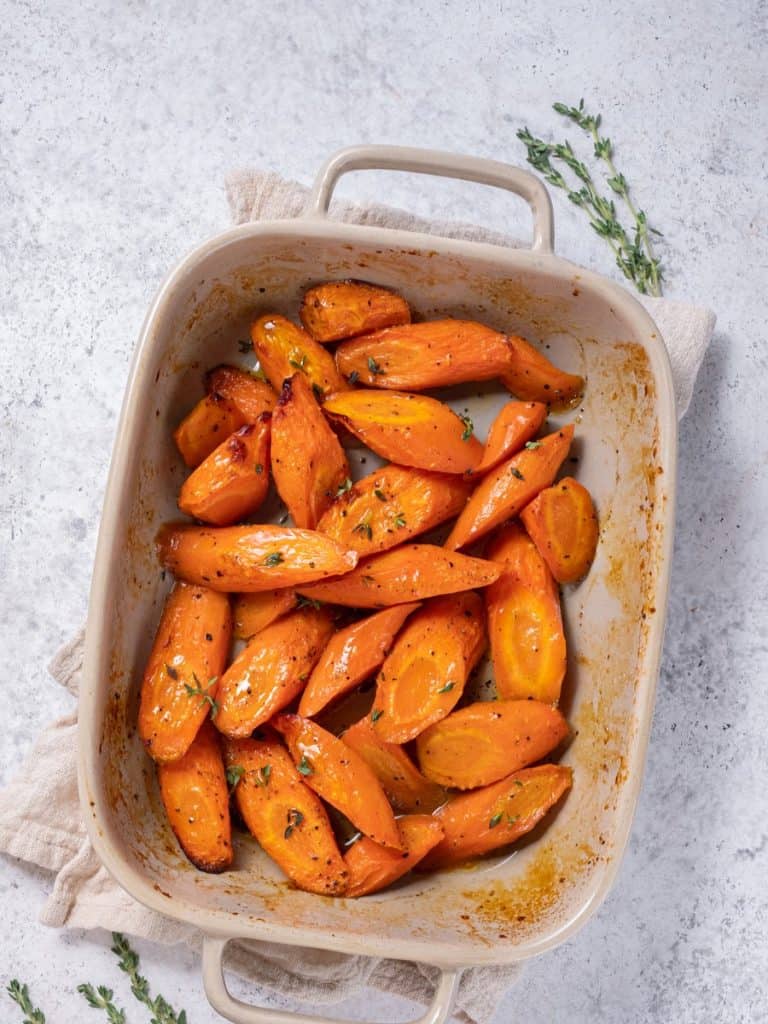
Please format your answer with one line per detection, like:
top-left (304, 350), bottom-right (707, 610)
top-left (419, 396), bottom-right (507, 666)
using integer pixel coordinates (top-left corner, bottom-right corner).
top-left (232, 589), bottom-right (298, 639)
top-left (138, 582), bottom-right (231, 763)
top-left (344, 815), bottom-right (444, 897)
top-left (501, 334), bottom-right (584, 407)
top-left (299, 603), bottom-right (420, 718)
top-left (296, 544), bottom-right (500, 608)
top-left (371, 592), bottom-right (487, 743)
top-left (250, 314), bottom-right (348, 397)
top-left (475, 401), bottom-right (548, 474)
top-left (273, 714), bottom-right (403, 850)
top-left (316, 464), bottom-right (472, 557)
top-left (342, 716), bottom-right (446, 813)
top-left (416, 700), bottom-right (569, 789)
top-left (323, 390), bottom-right (482, 474)
top-left (173, 394), bottom-right (247, 468)
top-left (445, 424), bottom-right (574, 551)
top-left (520, 476), bottom-right (599, 584)
top-left (418, 765), bottom-right (573, 870)
top-left (225, 735), bottom-right (348, 896)
top-left (205, 364), bottom-right (277, 420)
top-left (157, 719), bottom-right (232, 872)
top-left (485, 523), bottom-right (566, 704)
top-left (216, 607), bottom-right (334, 738)
top-left (156, 523), bottom-right (358, 592)
top-left (300, 280), bottom-right (411, 343)
top-left (271, 374), bottom-right (350, 529)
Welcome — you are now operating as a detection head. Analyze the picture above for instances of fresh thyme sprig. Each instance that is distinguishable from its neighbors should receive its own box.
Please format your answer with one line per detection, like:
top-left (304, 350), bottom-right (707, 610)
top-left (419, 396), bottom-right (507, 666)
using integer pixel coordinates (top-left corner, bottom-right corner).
top-left (111, 932), bottom-right (188, 1024)
top-left (7, 980), bottom-right (46, 1024)
top-left (77, 983), bottom-right (126, 1024)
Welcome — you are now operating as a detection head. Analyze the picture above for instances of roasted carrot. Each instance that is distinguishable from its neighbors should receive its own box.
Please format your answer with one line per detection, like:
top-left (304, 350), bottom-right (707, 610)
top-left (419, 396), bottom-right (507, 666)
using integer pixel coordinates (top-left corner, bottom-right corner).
top-left (475, 401), bottom-right (548, 474)
top-left (445, 424), bottom-right (574, 551)
top-left (501, 334), bottom-right (584, 407)
top-left (296, 544), bottom-right (500, 608)
top-left (232, 589), bottom-right (298, 639)
top-left (156, 523), bottom-right (358, 592)
top-left (273, 714), bottom-right (403, 850)
top-left (299, 603), bottom-right (420, 718)
top-left (316, 464), bottom-right (472, 557)
top-left (416, 699), bottom-right (569, 789)
top-left (418, 765), bottom-right (573, 870)
top-left (250, 315), bottom-right (348, 397)
top-left (520, 476), bottom-right (599, 584)
top-left (205, 364), bottom-right (277, 420)
top-left (485, 523), bottom-right (566, 704)
top-left (323, 390), bottom-right (482, 474)
top-left (341, 716), bottom-right (446, 813)
top-left (225, 735), bottom-right (348, 896)
top-left (138, 582), bottom-right (231, 763)
top-left (300, 280), bottom-right (411, 343)
top-left (344, 815), bottom-right (444, 897)
top-left (271, 374), bottom-right (350, 529)
top-left (371, 592), bottom-right (487, 743)
top-left (215, 607), bottom-right (334, 738)
top-left (157, 719), bottom-right (233, 872)
top-left (173, 394), bottom-right (247, 468)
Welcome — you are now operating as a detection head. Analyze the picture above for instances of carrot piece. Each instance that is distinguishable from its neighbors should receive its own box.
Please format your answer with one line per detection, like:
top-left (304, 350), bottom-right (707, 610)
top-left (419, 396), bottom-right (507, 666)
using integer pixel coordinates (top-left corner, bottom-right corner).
top-left (271, 374), bottom-right (350, 529)
top-left (520, 476), bottom-right (599, 584)
top-left (299, 603), bottom-right (420, 718)
top-left (416, 700), bottom-right (569, 789)
top-left (250, 314), bottom-right (348, 397)
top-left (475, 401), bottom-right (548, 474)
top-left (371, 592), bottom-right (487, 743)
top-left (273, 714), bottom-right (403, 850)
top-left (216, 607), bottom-right (334, 738)
top-left (296, 544), bottom-right (500, 608)
top-left (445, 424), bottom-right (574, 551)
top-left (418, 764), bottom-right (573, 870)
top-left (156, 523), bottom-right (358, 592)
top-left (232, 589), bottom-right (298, 639)
top-left (342, 716), bottom-right (446, 813)
top-left (173, 394), bottom-right (247, 468)
top-left (138, 582), bottom-right (231, 763)
top-left (316, 464), bottom-right (472, 557)
top-left (224, 735), bottom-right (348, 896)
top-left (157, 719), bottom-right (233, 872)
top-left (300, 280), bottom-right (411, 343)
top-left (323, 390), bottom-right (482, 474)
top-left (485, 523), bottom-right (566, 704)
top-left (501, 335), bottom-right (584, 407)
top-left (205, 364), bottom-right (277, 420)
top-left (344, 815), bottom-right (444, 897)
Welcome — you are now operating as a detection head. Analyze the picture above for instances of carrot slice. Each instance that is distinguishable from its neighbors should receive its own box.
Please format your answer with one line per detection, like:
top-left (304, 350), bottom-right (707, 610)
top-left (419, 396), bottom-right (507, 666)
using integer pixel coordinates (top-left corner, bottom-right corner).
top-left (520, 476), bottom-right (599, 583)
top-left (475, 401), bottom-right (548, 474)
top-left (501, 335), bottom-right (584, 407)
top-left (344, 815), bottom-right (444, 897)
top-left (216, 607), bottom-right (334, 738)
top-left (205, 364), bottom-right (277, 420)
top-left (273, 714), bottom-right (403, 850)
top-left (445, 424), bottom-right (574, 550)
top-left (371, 592), bottom-right (487, 743)
top-left (250, 314), bottom-right (348, 397)
top-left (224, 735), bottom-right (348, 896)
top-left (296, 544), bottom-right (500, 608)
top-left (300, 280), bottom-right (411, 343)
top-left (139, 582), bottom-right (231, 763)
top-left (323, 390), bottom-right (482, 474)
top-left (271, 374), bottom-right (350, 529)
top-left (418, 764), bottom-right (573, 870)
top-left (156, 523), bottom-right (358, 592)
top-left (173, 394), bottom-right (247, 468)
top-left (342, 716), bottom-right (446, 813)
top-left (316, 464), bottom-right (472, 557)
top-left (157, 719), bottom-right (233, 872)
top-left (299, 603), bottom-right (420, 718)
top-left (485, 523), bottom-right (566, 704)
top-left (232, 589), bottom-right (298, 639)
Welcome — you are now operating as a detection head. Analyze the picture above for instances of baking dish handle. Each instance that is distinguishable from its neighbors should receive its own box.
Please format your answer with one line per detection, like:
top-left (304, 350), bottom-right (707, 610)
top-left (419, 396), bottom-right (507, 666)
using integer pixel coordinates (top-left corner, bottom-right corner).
top-left (202, 936), bottom-right (462, 1024)
top-left (304, 143), bottom-right (554, 253)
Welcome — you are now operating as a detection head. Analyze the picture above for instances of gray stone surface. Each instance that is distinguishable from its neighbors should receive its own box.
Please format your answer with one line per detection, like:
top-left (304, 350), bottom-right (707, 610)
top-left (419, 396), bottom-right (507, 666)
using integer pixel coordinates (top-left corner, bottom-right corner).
top-left (1, 0), bottom-right (766, 1021)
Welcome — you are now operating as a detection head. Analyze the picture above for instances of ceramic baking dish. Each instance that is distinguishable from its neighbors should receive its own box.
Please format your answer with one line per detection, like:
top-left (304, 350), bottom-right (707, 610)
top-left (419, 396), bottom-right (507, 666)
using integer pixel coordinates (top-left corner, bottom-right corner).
top-left (78, 145), bottom-right (676, 1024)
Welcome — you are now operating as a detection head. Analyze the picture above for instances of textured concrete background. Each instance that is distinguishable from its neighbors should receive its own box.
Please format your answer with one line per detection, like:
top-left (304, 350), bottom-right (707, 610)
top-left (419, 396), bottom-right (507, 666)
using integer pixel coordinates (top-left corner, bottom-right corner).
top-left (1, 0), bottom-right (767, 1021)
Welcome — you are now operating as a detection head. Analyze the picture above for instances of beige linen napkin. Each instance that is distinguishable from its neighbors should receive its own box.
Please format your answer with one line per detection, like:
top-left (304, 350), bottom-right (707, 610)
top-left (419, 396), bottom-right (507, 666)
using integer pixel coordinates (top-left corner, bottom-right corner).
top-left (0, 170), bottom-right (716, 1024)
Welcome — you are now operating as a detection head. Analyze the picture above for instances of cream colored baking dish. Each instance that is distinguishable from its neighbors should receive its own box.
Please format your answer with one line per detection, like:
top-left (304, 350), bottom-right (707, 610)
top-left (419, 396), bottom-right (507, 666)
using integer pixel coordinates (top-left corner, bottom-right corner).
top-left (78, 146), bottom-right (676, 1024)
